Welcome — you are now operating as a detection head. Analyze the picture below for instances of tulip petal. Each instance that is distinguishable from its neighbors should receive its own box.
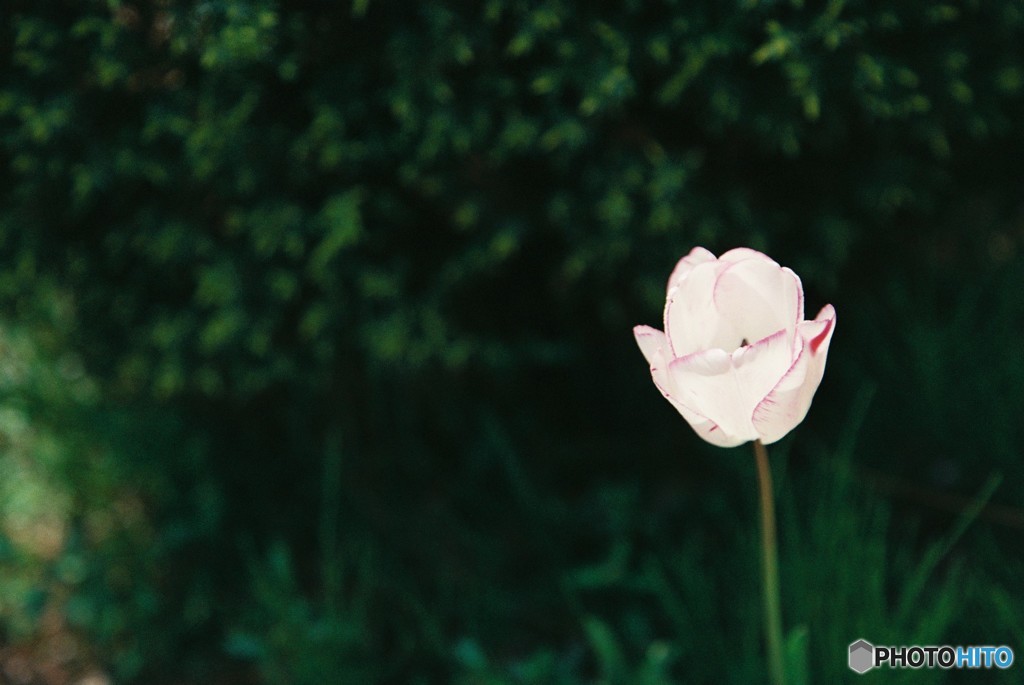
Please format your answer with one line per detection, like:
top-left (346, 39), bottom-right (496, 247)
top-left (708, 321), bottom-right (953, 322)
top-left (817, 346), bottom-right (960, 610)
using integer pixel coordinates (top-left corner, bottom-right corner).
top-left (712, 257), bottom-right (804, 346)
top-left (633, 325), bottom-right (667, 366)
top-left (634, 325), bottom-right (688, 414)
top-left (752, 304), bottom-right (836, 444)
top-left (668, 349), bottom-right (760, 445)
top-left (732, 329), bottom-right (795, 405)
top-left (691, 418), bottom-right (748, 448)
top-left (666, 246), bottom-right (716, 296)
top-left (665, 261), bottom-right (743, 356)
top-left (635, 325), bottom-right (738, 446)
top-left (718, 247), bottom-right (780, 265)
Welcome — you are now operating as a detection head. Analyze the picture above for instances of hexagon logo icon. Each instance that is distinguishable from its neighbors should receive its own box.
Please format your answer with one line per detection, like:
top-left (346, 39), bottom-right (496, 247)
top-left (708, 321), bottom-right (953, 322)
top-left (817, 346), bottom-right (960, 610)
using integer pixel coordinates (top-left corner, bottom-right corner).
top-left (849, 639), bottom-right (875, 674)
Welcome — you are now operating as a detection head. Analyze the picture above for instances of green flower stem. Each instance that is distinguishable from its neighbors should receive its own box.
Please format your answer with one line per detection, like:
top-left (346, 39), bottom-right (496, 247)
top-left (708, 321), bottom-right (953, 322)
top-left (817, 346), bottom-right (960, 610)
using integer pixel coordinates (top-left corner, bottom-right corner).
top-left (753, 438), bottom-right (785, 685)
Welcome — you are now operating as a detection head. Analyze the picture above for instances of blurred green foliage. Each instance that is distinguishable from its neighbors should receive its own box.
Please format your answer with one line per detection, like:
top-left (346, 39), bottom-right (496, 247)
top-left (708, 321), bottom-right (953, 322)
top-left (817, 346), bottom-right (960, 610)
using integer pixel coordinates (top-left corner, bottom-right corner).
top-left (1, 0), bottom-right (1024, 683)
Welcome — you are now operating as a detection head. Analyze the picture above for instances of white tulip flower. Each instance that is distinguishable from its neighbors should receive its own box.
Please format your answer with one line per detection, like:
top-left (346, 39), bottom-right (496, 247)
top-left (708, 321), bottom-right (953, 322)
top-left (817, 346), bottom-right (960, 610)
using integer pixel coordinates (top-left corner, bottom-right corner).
top-left (634, 247), bottom-right (835, 447)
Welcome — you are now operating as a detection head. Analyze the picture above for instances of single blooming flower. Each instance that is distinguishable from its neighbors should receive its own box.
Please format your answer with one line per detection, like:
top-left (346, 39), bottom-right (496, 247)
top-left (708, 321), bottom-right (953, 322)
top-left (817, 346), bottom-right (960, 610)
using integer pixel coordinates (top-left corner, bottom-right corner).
top-left (634, 247), bottom-right (835, 447)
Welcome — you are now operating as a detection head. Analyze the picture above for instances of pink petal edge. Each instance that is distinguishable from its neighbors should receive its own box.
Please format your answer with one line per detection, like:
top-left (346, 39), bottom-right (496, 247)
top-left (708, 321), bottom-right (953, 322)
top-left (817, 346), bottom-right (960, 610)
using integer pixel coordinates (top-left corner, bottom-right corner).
top-left (717, 247), bottom-right (780, 265)
top-left (750, 304), bottom-right (836, 443)
top-left (666, 246), bottom-right (716, 295)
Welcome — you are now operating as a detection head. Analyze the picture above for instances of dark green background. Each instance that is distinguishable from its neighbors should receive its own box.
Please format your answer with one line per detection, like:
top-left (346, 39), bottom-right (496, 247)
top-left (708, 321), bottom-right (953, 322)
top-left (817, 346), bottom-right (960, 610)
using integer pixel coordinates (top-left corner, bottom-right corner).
top-left (1, 1), bottom-right (1022, 683)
